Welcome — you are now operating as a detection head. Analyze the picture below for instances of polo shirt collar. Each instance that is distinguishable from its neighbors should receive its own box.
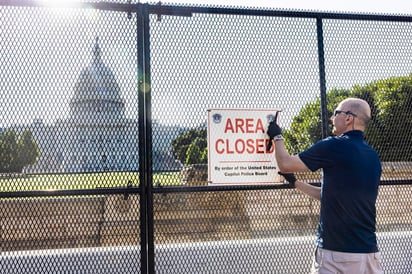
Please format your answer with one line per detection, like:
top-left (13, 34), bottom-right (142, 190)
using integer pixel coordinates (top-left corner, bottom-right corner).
top-left (340, 130), bottom-right (364, 139)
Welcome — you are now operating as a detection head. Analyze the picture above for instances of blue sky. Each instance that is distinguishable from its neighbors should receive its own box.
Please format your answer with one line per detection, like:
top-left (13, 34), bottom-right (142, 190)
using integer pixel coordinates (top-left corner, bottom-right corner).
top-left (37, 0), bottom-right (412, 15)
top-left (163, 0), bottom-right (412, 15)
top-left (2, 0), bottom-right (412, 128)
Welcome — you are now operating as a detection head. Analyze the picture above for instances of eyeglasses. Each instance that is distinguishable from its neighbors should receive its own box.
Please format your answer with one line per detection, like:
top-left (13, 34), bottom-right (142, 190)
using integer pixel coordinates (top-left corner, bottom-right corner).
top-left (333, 110), bottom-right (357, 117)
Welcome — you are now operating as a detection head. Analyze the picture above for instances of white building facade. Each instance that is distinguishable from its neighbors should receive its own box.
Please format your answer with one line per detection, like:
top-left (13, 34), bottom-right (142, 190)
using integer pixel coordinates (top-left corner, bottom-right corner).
top-left (25, 39), bottom-right (139, 173)
top-left (60, 39), bottom-right (138, 172)
top-left (19, 39), bottom-right (183, 174)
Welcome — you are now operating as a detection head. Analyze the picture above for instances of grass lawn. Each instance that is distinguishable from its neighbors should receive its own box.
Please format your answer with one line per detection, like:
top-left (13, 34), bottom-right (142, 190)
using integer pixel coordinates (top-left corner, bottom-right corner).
top-left (0, 171), bottom-right (182, 192)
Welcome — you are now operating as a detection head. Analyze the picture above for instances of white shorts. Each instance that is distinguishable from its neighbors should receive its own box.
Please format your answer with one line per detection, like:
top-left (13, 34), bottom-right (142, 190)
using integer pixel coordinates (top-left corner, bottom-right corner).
top-left (310, 247), bottom-right (383, 274)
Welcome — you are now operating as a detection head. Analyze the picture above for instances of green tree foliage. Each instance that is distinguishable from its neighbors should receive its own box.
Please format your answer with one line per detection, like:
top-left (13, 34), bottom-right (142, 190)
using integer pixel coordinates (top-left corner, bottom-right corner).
top-left (16, 130), bottom-right (41, 172)
top-left (284, 73), bottom-right (412, 161)
top-left (0, 130), bottom-right (18, 172)
top-left (172, 74), bottom-right (412, 163)
top-left (200, 147), bottom-right (208, 164)
top-left (171, 129), bottom-right (207, 165)
top-left (0, 129), bottom-right (40, 173)
top-left (185, 137), bottom-right (204, 165)
top-left (371, 75), bottom-right (412, 160)
top-left (284, 88), bottom-right (352, 154)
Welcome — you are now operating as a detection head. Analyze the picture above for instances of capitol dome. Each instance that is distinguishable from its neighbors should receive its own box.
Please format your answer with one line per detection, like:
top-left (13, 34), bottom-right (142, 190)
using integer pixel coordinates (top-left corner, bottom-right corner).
top-left (69, 37), bottom-right (126, 123)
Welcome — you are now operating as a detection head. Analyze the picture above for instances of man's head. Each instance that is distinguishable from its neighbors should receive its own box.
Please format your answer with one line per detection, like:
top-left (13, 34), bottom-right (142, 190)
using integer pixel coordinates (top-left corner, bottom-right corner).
top-left (331, 97), bottom-right (371, 136)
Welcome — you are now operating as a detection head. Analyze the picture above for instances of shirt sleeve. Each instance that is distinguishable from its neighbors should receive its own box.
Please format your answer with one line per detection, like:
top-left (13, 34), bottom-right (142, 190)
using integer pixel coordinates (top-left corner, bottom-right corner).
top-left (298, 137), bottom-right (335, 172)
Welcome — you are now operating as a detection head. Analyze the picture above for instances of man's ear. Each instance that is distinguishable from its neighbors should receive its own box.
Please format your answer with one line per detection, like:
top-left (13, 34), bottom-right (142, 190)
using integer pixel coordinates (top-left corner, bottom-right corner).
top-left (345, 116), bottom-right (352, 124)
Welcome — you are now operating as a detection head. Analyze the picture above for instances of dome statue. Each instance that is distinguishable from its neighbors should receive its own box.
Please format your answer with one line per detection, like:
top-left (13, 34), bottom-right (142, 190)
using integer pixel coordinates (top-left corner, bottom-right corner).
top-left (69, 37), bottom-right (126, 124)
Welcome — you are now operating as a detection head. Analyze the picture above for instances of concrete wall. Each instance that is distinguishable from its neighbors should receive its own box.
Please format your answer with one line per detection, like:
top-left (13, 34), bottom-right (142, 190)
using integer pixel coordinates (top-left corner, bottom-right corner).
top-left (2, 183), bottom-right (411, 251)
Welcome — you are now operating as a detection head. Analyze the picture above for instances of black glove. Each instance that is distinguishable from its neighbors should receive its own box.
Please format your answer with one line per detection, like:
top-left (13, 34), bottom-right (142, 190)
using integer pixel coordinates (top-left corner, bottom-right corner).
top-left (266, 111), bottom-right (282, 151)
top-left (278, 171), bottom-right (296, 188)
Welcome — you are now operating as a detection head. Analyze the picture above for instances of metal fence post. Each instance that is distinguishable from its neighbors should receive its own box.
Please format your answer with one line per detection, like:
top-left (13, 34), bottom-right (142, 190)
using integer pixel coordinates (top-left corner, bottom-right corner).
top-left (316, 17), bottom-right (329, 139)
top-left (137, 3), bottom-right (155, 273)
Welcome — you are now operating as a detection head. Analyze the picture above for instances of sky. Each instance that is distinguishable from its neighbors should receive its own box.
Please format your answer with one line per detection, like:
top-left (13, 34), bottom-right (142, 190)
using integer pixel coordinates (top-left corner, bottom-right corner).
top-left (146, 0), bottom-right (412, 127)
top-left (38, 0), bottom-right (412, 15)
top-left (2, 0), bottom-right (412, 128)
top-left (159, 0), bottom-right (412, 15)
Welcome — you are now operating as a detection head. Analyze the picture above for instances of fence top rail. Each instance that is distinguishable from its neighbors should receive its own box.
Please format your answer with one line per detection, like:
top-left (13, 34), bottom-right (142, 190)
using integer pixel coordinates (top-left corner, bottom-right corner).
top-left (0, 186), bottom-right (141, 199)
top-left (2, 1), bottom-right (412, 22)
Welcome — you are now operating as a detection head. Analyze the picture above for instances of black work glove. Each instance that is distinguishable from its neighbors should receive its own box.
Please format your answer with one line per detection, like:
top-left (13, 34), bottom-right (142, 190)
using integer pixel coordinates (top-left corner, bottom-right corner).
top-left (266, 111), bottom-right (282, 151)
top-left (278, 171), bottom-right (296, 188)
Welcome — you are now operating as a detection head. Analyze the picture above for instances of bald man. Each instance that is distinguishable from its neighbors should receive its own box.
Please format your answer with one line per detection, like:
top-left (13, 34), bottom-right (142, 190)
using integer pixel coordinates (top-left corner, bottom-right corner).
top-left (268, 98), bottom-right (383, 273)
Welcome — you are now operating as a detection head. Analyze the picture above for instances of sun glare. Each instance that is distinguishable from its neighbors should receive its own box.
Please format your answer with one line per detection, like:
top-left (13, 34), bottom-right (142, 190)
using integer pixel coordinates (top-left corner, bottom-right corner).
top-left (36, 0), bottom-right (82, 8)
top-left (35, 0), bottom-right (99, 20)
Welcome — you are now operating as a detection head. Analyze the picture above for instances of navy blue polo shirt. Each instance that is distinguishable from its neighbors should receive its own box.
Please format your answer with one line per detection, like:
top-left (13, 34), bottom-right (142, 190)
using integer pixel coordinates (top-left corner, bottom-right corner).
top-left (299, 130), bottom-right (381, 253)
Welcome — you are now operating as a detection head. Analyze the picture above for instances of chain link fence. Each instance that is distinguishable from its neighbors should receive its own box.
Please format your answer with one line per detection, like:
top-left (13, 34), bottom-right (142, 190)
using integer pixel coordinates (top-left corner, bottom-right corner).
top-left (1, 1), bottom-right (411, 273)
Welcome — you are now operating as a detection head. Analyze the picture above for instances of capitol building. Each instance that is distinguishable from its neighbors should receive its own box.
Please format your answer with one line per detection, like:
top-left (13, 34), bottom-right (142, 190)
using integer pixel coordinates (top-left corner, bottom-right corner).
top-left (20, 39), bottom-right (182, 174)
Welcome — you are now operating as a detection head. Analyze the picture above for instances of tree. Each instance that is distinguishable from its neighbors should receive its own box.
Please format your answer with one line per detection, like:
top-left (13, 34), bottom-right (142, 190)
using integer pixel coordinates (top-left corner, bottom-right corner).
top-left (284, 73), bottom-right (412, 161)
top-left (0, 129), bottom-right (18, 172)
top-left (200, 147), bottom-right (208, 164)
top-left (370, 75), bottom-right (412, 161)
top-left (15, 130), bottom-right (41, 172)
top-left (185, 137), bottom-right (207, 165)
top-left (171, 129), bottom-right (207, 165)
top-left (284, 88), bottom-right (352, 154)
top-left (0, 129), bottom-right (40, 173)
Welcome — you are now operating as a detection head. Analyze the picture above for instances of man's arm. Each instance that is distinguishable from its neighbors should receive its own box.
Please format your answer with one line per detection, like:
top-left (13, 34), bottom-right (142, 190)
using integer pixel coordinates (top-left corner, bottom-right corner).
top-left (266, 113), bottom-right (310, 173)
top-left (295, 180), bottom-right (321, 201)
top-left (279, 172), bottom-right (321, 201)
top-left (267, 113), bottom-right (321, 201)
top-left (274, 139), bottom-right (308, 173)
top-left (275, 140), bottom-right (321, 200)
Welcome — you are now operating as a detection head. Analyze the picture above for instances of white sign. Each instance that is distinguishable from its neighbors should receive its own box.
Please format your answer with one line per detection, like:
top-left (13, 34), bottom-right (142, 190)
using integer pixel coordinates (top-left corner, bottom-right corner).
top-left (208, 108), bottom-right (282, 185)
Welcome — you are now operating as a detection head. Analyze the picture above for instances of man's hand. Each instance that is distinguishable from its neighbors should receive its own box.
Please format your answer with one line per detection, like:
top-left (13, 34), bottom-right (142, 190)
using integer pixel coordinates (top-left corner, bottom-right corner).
top-left (278, 171), bottom-right (296, 188)
top-left (266, 111), bottom-right (282, 151)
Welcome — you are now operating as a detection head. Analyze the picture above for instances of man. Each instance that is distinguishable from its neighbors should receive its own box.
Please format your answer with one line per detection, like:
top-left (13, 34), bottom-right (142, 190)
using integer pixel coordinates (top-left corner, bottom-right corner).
top-left (267, 98), bottom-right (383, 273)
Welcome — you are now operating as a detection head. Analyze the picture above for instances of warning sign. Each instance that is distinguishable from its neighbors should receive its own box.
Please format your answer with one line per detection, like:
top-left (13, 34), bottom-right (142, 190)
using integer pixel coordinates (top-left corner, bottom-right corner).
top-left (207, 108), bottom-right (282, 185)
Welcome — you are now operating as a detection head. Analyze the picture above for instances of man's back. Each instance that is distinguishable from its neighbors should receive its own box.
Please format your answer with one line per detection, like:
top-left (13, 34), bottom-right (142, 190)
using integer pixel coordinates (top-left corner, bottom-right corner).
top-left (299, 130), bottom-right (382, 252)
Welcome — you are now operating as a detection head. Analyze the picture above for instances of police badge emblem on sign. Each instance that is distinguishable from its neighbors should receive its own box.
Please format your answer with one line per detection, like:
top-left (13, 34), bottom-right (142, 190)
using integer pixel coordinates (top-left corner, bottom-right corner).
top-left (207, 108), bottom-right (282, 185)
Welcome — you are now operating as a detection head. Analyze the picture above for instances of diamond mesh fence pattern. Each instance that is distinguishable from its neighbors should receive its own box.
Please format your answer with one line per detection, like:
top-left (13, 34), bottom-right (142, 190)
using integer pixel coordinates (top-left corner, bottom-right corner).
top-left (149, 6), bottom-right (412, 273)
top-left (1, 2), bottom-right (412, 274)
top-left (1, 3), bottom-right (141, 274)
top-left (0, 5), bottom-right (139, 175)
